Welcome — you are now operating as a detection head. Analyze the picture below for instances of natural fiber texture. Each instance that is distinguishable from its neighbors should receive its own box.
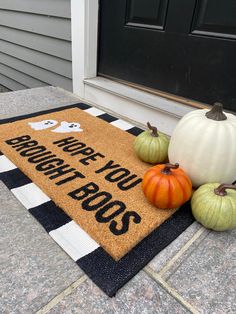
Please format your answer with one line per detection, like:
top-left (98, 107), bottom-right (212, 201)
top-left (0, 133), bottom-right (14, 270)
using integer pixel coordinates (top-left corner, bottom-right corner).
top-left (0, 108), bottom-right (177, 260)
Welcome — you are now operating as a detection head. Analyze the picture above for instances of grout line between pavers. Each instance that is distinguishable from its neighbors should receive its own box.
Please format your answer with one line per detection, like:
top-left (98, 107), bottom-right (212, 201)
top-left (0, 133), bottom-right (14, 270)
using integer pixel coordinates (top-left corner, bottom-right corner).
top-left (145, 266), bottom-right (200, 314)
top-left (35, 274), bottom-right (88, 314)
top-left (158, 226), bottom-right (206, 277)
top-left (165, 231), bottom-right (211, 282)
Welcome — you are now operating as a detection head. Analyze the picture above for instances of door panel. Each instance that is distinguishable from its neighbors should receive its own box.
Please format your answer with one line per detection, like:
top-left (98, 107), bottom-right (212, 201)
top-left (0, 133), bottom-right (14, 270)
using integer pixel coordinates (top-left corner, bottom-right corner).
top-left (98, 0), bottom-right (236, 111)
top-left (125, 0), bottom-right (169, 30)
top-left (191, 0), bottom-right (236, 39)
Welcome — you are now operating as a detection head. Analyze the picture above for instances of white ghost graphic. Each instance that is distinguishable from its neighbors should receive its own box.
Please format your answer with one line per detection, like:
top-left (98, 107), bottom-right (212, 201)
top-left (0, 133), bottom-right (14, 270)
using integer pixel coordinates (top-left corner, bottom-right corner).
top-left (51, 121), bottom-right (83, 133)
top-left (28, 120), bottom-right (58, 130)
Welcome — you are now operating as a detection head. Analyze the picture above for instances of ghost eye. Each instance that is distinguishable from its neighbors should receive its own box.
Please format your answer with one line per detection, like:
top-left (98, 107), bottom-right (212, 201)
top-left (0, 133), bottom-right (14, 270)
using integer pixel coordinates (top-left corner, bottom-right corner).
top-left (45, 121), bottom-right (54, 125)
top-left (69, 125), bottom-right (74, 128)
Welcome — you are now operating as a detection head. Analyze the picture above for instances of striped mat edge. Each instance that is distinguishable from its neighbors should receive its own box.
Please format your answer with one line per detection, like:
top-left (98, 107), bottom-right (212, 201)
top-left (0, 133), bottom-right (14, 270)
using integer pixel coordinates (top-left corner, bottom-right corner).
top-left (0, 103), bottom-right (194, 297)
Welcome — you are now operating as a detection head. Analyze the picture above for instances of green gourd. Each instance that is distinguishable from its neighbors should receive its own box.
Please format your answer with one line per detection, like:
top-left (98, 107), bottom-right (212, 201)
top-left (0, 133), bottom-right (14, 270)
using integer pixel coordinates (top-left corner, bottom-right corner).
top-left (134, 122), bottom-right (169, 164)
top-left (191, 183), bottom-right (236, 231)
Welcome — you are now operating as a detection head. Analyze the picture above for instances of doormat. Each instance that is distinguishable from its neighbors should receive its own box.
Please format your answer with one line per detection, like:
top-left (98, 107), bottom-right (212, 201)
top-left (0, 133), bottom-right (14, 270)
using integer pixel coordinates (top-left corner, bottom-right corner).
top-left (0, 105), bottom-right (179, 261)
top-left (0, 103), bottom-right (194, 296)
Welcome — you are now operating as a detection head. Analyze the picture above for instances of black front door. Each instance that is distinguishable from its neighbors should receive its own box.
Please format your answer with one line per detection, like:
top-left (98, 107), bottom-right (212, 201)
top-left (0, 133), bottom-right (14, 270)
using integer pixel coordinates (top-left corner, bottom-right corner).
top-left (98, 0), bottom-right (236, 111)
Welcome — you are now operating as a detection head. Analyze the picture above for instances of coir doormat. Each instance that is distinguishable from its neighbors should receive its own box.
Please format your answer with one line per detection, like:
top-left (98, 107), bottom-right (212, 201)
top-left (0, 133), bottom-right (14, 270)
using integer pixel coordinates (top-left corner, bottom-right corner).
top-left (0, 103), bottom-right (194, 296)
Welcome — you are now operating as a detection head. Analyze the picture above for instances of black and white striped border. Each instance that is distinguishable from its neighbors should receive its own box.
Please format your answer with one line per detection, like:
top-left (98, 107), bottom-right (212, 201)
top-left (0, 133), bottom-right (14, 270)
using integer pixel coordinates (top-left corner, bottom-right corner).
top-left (0, 103), bottom-right (194, 297)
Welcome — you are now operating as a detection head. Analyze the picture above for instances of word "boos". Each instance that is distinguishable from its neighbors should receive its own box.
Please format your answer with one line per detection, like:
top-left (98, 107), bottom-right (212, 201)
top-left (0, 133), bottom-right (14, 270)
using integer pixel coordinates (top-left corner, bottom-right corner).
top-left (5, 135), bottom-right (142, 236)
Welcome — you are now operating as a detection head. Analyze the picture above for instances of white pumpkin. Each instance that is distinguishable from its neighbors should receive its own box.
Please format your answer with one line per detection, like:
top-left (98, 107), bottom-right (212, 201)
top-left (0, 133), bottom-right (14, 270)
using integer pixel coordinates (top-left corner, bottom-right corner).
top-left (168, 103), bottom-right (236, 187)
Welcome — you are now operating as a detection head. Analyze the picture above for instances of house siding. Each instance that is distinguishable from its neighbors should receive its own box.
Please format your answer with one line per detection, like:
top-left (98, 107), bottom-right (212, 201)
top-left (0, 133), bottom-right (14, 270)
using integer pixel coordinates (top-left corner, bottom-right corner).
top-left (0, 0), bottom-right (72, 92)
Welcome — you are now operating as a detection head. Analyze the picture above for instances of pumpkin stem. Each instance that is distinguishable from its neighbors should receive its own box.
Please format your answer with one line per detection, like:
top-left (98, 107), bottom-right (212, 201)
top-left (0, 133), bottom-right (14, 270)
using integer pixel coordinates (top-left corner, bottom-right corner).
top-left (205, 102), bottom-right (227, 121)
top-left (161, 163), bottom-right (179, 175)
top-left (214, 183), bottom-right (236, 196)
top-left (147, 122), bottom-right (159, 137)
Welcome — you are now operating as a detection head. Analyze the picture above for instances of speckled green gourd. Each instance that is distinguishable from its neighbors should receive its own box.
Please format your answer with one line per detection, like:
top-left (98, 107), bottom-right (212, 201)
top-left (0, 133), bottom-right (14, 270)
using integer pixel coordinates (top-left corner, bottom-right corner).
top-left (134, 122), bottom-right (169, 164)
top-left (191, 183), bottom-right (236, 231)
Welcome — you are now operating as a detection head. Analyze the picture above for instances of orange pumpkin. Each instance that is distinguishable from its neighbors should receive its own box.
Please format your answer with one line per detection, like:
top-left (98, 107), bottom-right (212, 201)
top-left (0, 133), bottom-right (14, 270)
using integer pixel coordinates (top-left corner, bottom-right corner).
top-left (142, 163), bottom-right (192, 209)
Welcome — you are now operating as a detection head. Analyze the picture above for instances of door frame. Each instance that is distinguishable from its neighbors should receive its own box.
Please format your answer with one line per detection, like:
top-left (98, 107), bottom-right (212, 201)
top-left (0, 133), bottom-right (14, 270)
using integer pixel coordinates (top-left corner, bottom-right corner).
top-left (71, 0), bottom-right (98, 97)
top-left (71, 0), bottom-right (206, 135)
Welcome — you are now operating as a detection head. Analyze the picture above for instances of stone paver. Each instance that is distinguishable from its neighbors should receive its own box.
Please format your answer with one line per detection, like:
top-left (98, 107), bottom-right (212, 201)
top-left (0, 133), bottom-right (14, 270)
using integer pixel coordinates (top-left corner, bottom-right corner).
top-left (0, 182), bottom-right (84, 314)
top-left (148, 222), bottom-right (203, 273)
top-left (160, 228), bottom-right (210, 280)
top-left (48, 271), bottom-right (190, 314)
top-left (0, 86), bottom-right (80, 118)
top-left (167, 229), bottom-right (236, 314)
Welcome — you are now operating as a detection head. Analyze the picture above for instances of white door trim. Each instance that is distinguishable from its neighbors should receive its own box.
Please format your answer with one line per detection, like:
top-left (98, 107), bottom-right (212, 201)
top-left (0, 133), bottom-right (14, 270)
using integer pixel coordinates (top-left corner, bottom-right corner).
top-left (84, 77), bottom-right (197, 135)
top-left (70, 0), bottom-right (201, 135)
top-left (71, 0), bottom-right (99, 98)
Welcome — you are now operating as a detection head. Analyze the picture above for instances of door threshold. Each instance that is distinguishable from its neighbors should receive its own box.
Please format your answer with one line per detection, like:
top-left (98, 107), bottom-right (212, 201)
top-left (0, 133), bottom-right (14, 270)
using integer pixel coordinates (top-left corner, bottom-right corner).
top-left (98, 75), bottom-right (209, 110)
top-left (83, 77), bottom-right (209, 135)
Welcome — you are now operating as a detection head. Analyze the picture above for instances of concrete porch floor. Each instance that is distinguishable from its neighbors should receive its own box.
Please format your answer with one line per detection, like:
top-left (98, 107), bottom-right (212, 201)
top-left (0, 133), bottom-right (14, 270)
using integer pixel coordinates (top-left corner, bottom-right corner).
top-left (0, 86), bottom-right (235, 314)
